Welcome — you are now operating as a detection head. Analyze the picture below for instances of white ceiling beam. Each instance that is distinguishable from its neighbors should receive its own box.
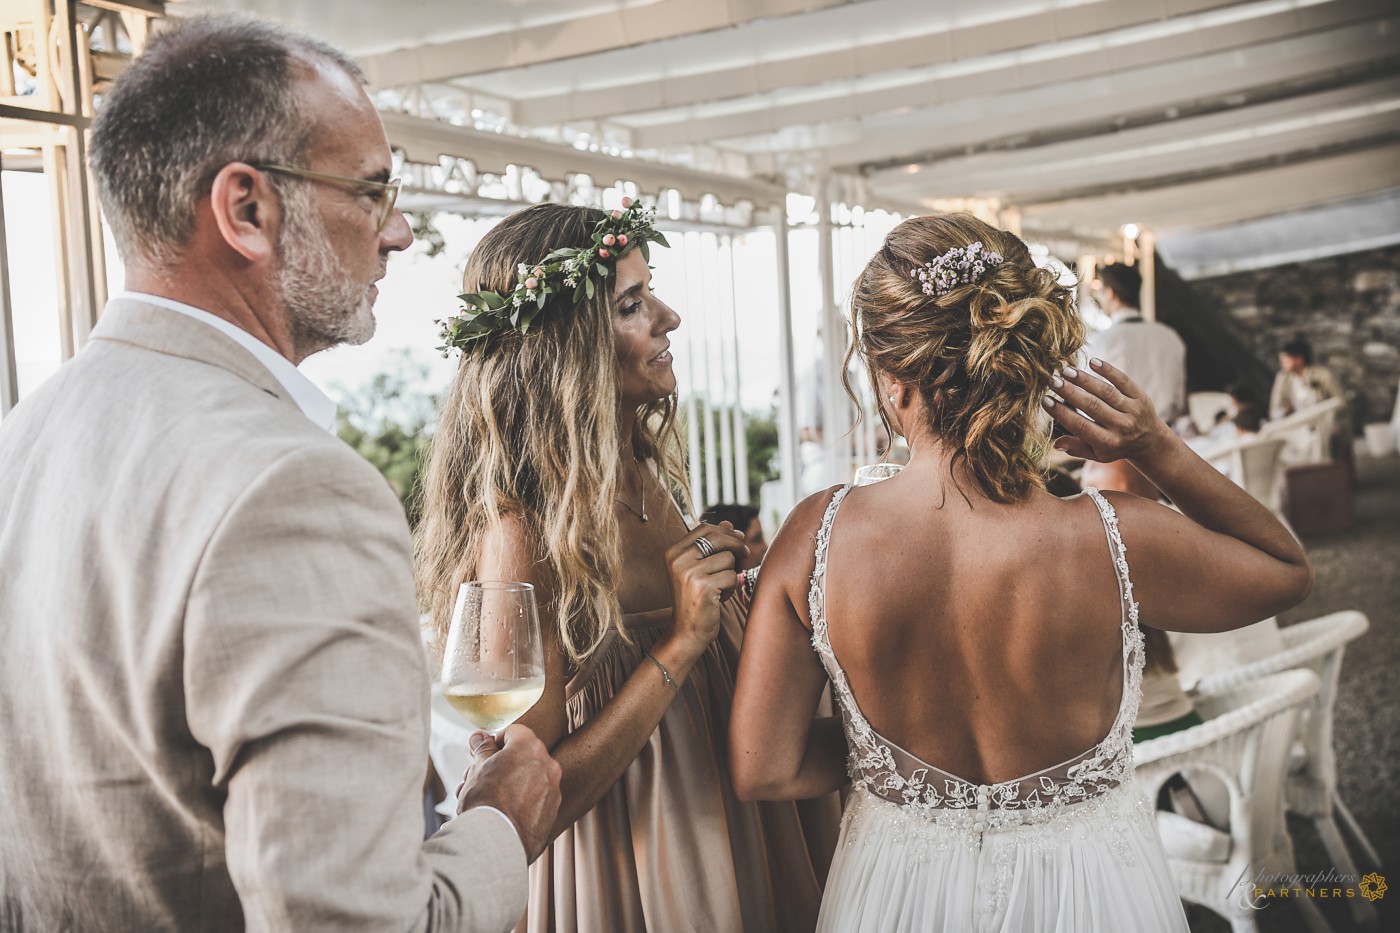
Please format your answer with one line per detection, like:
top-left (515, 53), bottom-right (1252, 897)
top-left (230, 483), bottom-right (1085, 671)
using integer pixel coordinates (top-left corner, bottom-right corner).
top-left (357, 0), bottom-right (867, 89)
top-left (867, 77), bottom-right (1400, 199)
top-left (1158, 189), bottom-right (1400, 279)
top-left (880, 114), bottom-right (1400, 204)
top-left (1016, 144), bottom-right (1400, 233)
top-left (807, 17), bottom-right (1396, 173)
top-left (511, 0), bottom-right (1270, 126)
top-left (378, 110), bottom-right (787, 211)
top-left (627, 1), bottom-right (1391, 150)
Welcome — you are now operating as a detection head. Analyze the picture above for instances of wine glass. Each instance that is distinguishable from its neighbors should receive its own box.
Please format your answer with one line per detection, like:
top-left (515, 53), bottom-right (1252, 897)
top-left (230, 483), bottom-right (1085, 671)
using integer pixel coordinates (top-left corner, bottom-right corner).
top-left (440, 581), bottom-right (546, 736)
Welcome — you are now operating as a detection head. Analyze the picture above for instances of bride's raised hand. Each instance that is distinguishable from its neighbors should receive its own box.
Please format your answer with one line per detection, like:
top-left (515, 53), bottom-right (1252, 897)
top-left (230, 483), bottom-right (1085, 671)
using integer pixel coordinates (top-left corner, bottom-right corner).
top-left (1043, 358), bottom-right (1175, 465)
top-left (664, 522), bottom-right (747, 659)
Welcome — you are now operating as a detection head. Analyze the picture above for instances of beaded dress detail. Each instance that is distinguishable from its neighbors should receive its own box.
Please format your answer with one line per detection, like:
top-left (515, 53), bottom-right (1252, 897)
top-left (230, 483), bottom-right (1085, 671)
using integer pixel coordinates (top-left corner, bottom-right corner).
top-left (809, 486), bottom-right (1189, 933)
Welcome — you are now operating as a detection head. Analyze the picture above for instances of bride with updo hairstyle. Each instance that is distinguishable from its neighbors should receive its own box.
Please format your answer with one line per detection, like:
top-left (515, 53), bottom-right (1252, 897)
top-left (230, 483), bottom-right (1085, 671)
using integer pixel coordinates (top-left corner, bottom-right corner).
top-left (843, 212), bottom-right (1083, 504)
top-left (730, 212), bottom-right (1312, 932)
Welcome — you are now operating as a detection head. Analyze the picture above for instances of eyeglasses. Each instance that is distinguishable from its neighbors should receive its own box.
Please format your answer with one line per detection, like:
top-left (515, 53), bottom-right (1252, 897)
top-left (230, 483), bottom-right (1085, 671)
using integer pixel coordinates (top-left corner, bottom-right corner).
top-left (253, 163), bottom-right (402, 232)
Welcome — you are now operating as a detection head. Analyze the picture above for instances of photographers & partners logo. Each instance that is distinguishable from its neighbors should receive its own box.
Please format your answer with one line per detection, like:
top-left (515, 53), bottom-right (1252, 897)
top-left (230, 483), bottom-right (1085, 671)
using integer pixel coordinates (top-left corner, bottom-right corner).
top-left (1232, 867), bottom-right (1387, 911)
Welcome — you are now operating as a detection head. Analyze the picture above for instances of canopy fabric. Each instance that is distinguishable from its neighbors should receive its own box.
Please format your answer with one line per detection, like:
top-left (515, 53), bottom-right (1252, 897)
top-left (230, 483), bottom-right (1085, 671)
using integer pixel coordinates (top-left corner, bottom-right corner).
top-left (170, 0), bottom-right (1400, 264)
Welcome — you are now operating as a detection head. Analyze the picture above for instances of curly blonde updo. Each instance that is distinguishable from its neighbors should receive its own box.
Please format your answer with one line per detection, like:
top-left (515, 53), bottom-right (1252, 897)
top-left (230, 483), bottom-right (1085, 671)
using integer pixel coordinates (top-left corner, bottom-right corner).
top-left (847, 212), bottom-right (1085, 503)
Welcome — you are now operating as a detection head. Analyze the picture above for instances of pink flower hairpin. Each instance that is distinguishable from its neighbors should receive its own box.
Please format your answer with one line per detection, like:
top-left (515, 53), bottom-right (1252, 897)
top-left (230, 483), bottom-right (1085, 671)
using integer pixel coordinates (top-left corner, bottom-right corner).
top-left (911, 241), bottom-right (1004, 297)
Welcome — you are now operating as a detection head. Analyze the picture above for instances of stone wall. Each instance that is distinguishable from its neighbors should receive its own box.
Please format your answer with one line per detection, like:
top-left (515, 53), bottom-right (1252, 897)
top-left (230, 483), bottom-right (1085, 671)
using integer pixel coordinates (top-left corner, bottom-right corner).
top-left (1190, 244), bottom-right (1400, 431)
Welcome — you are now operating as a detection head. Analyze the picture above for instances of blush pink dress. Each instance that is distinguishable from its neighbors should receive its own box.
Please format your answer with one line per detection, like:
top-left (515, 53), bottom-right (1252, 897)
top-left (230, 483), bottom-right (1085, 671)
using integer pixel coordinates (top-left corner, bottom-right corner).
top-left (517, 593), bottom-right (841, 932)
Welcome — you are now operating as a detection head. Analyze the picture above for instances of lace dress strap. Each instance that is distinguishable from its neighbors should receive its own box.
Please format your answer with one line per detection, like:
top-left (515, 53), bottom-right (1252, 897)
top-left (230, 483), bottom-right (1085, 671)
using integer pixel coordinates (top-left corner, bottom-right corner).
top-left (807, 485), bottom-right (852, 670)
top-left (1080, 487), bottom-right (1145, 734)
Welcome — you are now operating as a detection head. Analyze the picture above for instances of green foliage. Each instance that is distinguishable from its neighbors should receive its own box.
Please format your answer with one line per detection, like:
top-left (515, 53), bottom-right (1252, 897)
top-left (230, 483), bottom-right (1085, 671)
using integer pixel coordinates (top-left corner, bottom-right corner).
top-left (405, 211), bottom-right (447, 259)
top-left (745, 412), bottom-right (780, 495)
top-left (333, 350), bottom-right (440, 529)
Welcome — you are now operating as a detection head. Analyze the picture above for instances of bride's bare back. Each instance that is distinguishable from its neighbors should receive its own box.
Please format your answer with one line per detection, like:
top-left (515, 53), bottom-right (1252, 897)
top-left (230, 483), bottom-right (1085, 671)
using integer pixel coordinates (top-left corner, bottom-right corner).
top-left (821, 477), bottom-right (1125, 786)
top-left (729, 213), bottom-right (1308, 933)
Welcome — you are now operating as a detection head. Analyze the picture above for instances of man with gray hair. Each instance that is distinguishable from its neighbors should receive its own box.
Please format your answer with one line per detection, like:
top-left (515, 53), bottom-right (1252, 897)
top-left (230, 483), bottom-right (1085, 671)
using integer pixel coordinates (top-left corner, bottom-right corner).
top-left (0, 14), bottom-right (559, 932)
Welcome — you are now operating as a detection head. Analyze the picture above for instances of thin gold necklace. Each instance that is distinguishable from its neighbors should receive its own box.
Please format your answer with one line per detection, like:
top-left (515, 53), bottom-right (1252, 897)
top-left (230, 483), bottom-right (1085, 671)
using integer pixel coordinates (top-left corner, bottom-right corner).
top-left (615, 456), bottom-right (648, 523)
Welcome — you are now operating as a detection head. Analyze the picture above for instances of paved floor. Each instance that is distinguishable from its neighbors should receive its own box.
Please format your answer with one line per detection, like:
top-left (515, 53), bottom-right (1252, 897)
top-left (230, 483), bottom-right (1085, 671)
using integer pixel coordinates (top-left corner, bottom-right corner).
top-left (1188, 452), bottom-right (1398, 932)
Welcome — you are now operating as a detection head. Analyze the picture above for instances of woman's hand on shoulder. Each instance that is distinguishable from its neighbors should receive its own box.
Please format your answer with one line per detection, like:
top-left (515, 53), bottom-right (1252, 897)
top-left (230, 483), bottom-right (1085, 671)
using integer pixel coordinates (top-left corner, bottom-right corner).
top-left (664, 522), bottom-right (747, 660)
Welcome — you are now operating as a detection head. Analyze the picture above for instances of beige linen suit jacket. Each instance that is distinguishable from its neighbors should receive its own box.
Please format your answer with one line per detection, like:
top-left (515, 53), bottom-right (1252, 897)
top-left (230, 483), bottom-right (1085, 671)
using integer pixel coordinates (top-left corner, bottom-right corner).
top-left (0, 299), bottom-right (526, 932)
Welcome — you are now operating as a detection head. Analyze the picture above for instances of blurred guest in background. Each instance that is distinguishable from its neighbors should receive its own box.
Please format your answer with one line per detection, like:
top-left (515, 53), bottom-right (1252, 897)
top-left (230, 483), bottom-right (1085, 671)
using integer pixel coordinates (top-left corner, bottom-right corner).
top-left (1270, 337), bottom-right (1343, 419)
top-left (1231, 405), bottom-right (1263, 440)
top-left (1082, 262), bottom-right (1187, 500)
top-left (1133, 630), bottom-right (1203, 743)
top-left (701, 503), bottom-right (768, 570)
top-left (1088, 263), bottom-right (1187, 425)
top-left (1271, 337), bottom-right (1352, 468)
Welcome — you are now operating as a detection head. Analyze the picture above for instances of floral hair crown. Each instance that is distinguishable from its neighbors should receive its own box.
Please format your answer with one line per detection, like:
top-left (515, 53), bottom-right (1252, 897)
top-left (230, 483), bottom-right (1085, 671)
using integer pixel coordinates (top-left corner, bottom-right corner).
top-left (911, 240), bottom-right (1004, 298)
top-left (437, 197), bottom-right (670, 355)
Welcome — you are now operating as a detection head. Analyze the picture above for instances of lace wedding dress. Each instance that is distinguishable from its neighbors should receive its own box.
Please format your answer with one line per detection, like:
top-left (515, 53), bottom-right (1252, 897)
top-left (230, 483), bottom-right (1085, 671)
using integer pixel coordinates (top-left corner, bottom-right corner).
top-left (811, 486), bottom-right (1188, 933)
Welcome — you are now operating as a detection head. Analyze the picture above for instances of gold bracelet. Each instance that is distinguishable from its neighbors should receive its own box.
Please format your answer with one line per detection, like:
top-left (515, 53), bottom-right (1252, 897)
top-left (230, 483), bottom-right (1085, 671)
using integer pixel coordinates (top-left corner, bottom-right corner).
top-left (643, 651), bottom-right (679, 692)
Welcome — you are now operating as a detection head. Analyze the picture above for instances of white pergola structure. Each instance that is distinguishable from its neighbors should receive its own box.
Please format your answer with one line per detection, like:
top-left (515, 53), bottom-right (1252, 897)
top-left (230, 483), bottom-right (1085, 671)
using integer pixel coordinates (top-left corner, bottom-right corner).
top-left (5, 0), bottom-right (1398, 515)
top-left (1, 1), bottom-right (161, 416)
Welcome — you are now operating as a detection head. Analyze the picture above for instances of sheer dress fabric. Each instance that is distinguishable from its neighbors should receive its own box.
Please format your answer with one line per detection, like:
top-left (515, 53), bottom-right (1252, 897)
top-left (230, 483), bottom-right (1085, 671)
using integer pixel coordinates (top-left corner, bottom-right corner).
top-left (517, 596), bottom-right (839, 932)
top-left (811, 486), bottom-right (1189, 933)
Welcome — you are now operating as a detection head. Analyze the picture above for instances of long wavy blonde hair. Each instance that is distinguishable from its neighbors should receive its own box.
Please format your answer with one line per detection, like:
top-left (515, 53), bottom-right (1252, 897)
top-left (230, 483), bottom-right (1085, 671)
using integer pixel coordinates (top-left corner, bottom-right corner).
top-left (845, 212), bottom-right (1085, 503)
top-left (416, 203), bottom-right (688, 666)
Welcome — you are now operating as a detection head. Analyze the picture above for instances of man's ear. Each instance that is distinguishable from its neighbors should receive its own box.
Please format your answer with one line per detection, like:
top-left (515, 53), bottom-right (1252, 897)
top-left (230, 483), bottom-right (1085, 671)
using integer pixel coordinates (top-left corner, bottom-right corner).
top-left (209, 162), bottom-right (278, 263)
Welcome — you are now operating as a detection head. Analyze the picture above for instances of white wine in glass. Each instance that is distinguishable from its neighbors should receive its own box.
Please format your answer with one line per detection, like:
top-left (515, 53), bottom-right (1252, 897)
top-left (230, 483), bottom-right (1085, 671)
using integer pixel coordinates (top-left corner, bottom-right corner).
top-left (441, 582), bottom-right (546, 735)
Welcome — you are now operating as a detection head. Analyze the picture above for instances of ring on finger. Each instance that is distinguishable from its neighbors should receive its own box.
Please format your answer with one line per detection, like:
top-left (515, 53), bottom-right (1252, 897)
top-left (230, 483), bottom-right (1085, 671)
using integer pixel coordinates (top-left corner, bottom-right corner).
top-left (693, 536), bottom-right (716, 559)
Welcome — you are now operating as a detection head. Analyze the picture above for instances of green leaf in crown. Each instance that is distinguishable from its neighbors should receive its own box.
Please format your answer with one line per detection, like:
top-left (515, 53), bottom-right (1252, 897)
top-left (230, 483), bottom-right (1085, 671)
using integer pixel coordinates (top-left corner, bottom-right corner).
top-left (436, 197), bottom-right (670, 356)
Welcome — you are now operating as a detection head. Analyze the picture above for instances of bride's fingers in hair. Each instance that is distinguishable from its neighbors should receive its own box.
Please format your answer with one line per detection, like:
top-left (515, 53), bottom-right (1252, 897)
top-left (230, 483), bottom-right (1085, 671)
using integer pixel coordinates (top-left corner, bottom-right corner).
top-left (1066, 360), bottom-right (1164, 447)
top-left (1086, 357), bottom-right (1148, 401)
top-left (1042, 394), bottom-right (1114, 455)
top-left (1063, 362), bottom-right (1134, 415)
top-left (1052, 372), bottom-right (1128, 429)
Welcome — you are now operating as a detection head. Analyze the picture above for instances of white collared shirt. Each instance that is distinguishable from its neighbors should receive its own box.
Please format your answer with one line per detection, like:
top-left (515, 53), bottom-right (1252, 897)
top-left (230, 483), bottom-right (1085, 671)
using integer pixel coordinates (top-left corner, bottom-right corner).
top-left (117, 291), bottom-right (338, 432)
top-left (1087, 308), bottom-right (1187, 423)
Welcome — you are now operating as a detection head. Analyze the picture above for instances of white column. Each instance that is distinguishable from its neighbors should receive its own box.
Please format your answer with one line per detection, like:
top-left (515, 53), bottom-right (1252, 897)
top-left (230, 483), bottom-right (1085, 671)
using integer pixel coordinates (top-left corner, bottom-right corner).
top-left (1139, 229), bottom-right (1157, 323)
top-left (727, 236), bottom-right (751, 504)
top-left (771, 213), bottom-right (800, 513)
top-left (697, 233), bottom-right (720, 508)
top-left (681, 235), bottom-right (704, 510)
top-left (1078, 254), bottom-right (1098, 326)
top-left (53, 0), bottom-right (98, 350)
top-left (818, 183), bottom-right (849, 486)
top-left (716, 235), bottom-right (736, 503)
top-left (0, 167), bottom-right (19, 415)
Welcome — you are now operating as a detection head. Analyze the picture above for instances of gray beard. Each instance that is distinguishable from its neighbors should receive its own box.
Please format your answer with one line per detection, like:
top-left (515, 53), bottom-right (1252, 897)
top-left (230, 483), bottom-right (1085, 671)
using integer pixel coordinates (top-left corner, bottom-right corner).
top-left (276, 187), bottom-right (377, 354)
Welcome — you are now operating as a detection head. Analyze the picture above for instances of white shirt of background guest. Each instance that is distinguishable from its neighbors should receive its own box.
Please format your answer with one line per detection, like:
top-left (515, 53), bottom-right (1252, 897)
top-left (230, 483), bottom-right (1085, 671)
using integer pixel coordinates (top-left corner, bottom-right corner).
top-left (1088, 308), bottom-right (1187, 423)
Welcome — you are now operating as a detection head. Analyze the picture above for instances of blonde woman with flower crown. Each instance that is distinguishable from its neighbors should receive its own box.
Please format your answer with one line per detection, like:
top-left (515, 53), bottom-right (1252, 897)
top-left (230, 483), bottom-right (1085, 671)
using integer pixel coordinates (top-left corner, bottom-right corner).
top-left (417, 202), bottom-right (835, 932)
top-left (729, 212), bottom-right (1313, 932)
